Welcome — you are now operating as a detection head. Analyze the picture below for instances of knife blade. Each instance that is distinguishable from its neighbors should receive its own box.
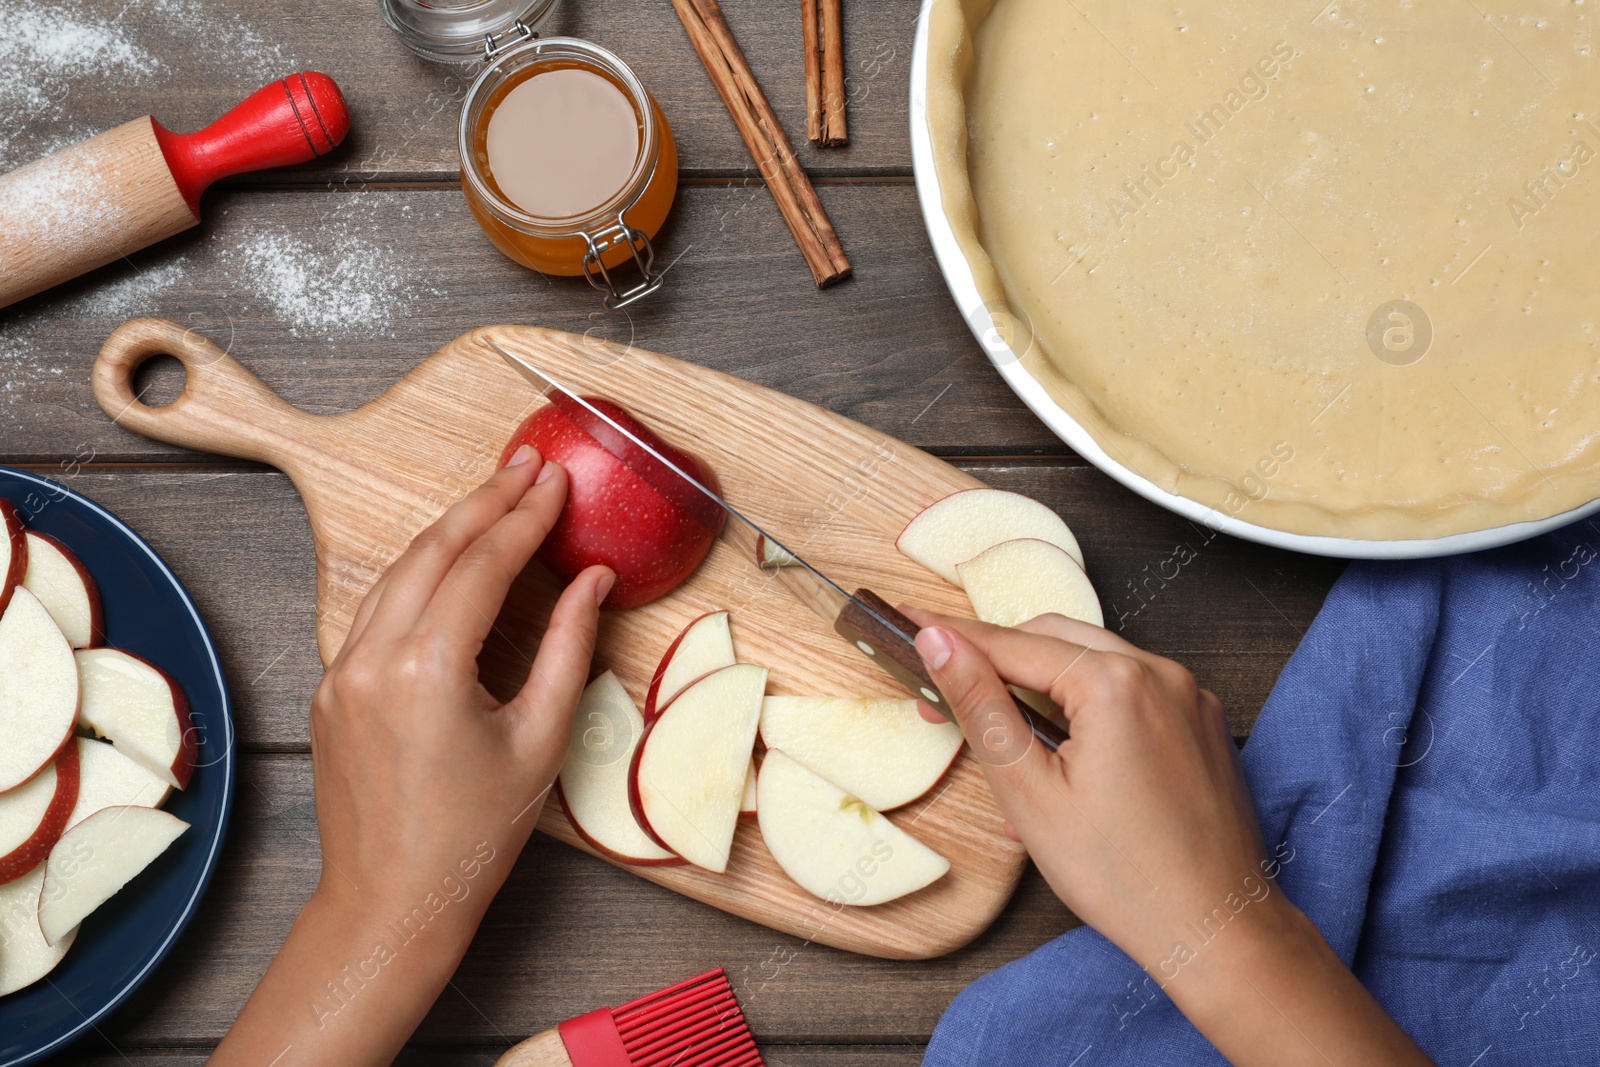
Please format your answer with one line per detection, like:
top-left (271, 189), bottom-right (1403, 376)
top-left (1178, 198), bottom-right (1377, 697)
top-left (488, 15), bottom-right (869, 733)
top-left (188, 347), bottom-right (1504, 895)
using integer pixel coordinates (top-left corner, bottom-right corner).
top-left (486, 336), bottom-right (1065, 755)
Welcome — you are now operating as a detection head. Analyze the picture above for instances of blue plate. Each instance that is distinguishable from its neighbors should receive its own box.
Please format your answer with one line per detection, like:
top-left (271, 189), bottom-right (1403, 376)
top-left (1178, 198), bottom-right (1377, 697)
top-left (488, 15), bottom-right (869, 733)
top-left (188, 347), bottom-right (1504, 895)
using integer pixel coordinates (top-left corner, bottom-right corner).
top-left (0, 467), bottom-right (235, 1067)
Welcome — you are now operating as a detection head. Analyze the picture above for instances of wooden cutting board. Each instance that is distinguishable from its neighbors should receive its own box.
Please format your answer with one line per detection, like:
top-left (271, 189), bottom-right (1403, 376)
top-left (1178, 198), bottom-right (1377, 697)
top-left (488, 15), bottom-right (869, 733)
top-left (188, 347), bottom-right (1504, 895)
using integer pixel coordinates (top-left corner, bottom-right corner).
top-left (92, 317), bottom-right (1029, 959)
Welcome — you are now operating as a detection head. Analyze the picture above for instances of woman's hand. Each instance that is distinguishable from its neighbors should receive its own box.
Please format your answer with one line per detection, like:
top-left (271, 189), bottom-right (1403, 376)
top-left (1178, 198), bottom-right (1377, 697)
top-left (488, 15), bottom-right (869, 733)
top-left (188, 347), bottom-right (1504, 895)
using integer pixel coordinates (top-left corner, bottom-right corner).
top-left (905, 608), bottom-right (1433, 1067)
top-left (311, 443), bottom-right (610, 926)
top-left (213, 445), bottom-right (612, 1067)
top-left (903, 609), bottom-right (1268, 971)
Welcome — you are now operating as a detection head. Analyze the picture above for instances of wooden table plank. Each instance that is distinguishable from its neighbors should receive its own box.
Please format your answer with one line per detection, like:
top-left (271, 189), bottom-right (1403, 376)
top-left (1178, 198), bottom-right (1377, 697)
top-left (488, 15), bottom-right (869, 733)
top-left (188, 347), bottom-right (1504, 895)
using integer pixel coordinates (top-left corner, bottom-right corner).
top-left (1, 0), bottom-right (920, 183)
top-left (0, 184), bottom-right (1064, 464)
top-left (80, 754), bottom-right (1071, 1049)
top-left (7, 466), bottom-right (1334, 750)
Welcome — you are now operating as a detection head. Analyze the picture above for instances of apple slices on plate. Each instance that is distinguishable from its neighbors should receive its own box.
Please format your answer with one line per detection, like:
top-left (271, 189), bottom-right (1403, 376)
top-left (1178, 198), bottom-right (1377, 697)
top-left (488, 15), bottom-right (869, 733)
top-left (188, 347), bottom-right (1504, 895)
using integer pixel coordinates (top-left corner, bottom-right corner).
top-left (0, 500), bottom-right (24, 617)
top-left (958, 537), bottom-right (1103, 628)
top-left (557, 671), bottom-right (679, 866)
top-left (76, 648), bottom-right (196, 791)
top-left (0, 588), bottom-right (80, 793)
top-left (0, 863), bottom-right (78, 996)
top-left (23, 531), bottom-right (102, 648)
top-left (760, 697), bottom-right (962, 812)
top-left (897, 488), bottom-right (1083, 584)
top-left (68, 737), bottom-right (170, 830)
top-left (39, 805), bottom-right (189, 946)
top-left (644, 610), bottom-right (735, 720)
top-left (757, 751), bottom-right (949, 906)
top-left (0, 740), bottom-right (79, 885)
top-left (630, 663), bottom-right (767, 873)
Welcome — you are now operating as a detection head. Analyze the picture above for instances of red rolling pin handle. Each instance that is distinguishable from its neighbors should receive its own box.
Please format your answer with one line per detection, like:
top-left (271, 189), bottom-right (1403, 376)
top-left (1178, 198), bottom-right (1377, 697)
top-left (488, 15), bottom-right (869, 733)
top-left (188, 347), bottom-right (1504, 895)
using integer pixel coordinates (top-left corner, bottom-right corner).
top-left (151, 72), bottom-right (351, 216)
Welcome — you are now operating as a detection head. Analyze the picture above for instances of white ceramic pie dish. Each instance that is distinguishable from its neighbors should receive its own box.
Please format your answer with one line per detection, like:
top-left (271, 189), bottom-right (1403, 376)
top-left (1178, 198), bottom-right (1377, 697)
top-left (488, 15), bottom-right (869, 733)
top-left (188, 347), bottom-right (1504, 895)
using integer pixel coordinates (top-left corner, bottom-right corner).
top-left (907, 0), bottom-right (1600, 560)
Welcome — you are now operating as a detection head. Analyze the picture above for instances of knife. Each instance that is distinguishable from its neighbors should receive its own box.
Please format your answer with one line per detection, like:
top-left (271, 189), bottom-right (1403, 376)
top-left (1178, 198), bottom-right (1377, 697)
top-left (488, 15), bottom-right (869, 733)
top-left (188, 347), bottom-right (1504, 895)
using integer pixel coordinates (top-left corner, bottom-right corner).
top-left (486, 337), bottom-right (1066, 756)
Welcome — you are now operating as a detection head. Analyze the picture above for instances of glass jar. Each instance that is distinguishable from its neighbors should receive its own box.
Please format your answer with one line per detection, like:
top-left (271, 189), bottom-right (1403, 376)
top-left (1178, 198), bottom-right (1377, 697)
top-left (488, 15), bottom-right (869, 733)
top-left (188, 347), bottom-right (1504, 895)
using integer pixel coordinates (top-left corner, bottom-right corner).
top-left (379, 0), bottom-right (679, 309)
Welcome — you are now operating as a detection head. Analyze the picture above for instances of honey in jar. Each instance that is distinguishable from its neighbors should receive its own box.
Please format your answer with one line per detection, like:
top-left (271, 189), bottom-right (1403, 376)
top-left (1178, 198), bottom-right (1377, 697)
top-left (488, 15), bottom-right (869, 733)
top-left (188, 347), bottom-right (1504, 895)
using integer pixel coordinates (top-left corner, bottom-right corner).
top-left (460, 38), bottom-right (679, 308)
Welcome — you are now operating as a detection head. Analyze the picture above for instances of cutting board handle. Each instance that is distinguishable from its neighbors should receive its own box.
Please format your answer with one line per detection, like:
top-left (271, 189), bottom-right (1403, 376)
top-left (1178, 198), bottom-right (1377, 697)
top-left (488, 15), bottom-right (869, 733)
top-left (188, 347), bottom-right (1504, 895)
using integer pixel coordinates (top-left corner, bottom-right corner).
top-left (95, 317), bottom-right (325, 466)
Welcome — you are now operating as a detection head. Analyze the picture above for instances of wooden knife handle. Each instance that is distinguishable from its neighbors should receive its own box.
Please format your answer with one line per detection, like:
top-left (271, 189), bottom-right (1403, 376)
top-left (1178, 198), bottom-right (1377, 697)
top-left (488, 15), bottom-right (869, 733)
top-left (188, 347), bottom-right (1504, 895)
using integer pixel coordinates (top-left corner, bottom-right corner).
top-left (837, 589), bottom-right (1067, 753)
top-left (493, 1027), bottom-right (572, 1067)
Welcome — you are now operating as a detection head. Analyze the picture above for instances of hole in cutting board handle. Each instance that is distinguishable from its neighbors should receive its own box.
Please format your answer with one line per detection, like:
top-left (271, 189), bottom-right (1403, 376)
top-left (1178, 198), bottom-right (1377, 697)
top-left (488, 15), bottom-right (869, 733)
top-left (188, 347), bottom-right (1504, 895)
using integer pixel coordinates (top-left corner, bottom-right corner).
top-left (94, 316), bottom-right (315, 462)
top-left (130, 354), bottom-right (187, 409)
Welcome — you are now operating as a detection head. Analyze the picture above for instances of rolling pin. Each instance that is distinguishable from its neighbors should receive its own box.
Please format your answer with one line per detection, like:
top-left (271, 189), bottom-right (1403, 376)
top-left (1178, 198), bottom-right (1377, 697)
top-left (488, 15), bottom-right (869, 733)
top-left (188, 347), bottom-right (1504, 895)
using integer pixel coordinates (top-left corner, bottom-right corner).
top-left (0, 72), bottom-right (350, 310)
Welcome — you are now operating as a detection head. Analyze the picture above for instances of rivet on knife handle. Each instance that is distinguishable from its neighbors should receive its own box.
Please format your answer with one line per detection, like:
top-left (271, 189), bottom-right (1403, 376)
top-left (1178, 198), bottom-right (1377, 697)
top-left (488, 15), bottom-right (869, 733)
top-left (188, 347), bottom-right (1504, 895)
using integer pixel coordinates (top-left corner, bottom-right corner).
top-left (836, 589), bottom-right (1067, 753)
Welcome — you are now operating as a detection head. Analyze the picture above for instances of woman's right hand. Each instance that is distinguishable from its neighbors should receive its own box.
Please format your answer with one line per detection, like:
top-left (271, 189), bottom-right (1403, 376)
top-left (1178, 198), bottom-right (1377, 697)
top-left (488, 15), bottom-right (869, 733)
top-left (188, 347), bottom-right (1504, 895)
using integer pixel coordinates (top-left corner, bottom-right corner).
top-left (903, 609), bottom-right (1434, 1067)
top-left (902, 609), bottom-right (1279, 976)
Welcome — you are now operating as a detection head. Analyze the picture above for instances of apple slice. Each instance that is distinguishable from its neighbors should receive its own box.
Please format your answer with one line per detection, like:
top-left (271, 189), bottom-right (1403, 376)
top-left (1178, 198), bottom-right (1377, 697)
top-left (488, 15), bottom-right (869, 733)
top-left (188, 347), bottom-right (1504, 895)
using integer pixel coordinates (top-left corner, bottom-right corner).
top-left (629, 664), bottom-right (767, 873)
top-left (0, 741), bottom-right (79, 885)
top-left (556, 671), bottom-right (679, 866)
top-left (76, 648), bottom-right (196, 790)
top-left (0, 863), bottom-right (77, 995)
top-left (67, 737), bottom-right (170, 830)
top-left (757, 751), bottom-right (949, 906)
top-left (39, 805), bottom-right (189, 946)
top-left (0, 499), bottom-right (24, 617)
top-left (759, 697), bottom-right (963, 812)
top-left (0, 587), bottom-right (79, 793)
top-left (22, 531), bottom-right (102, 649)
top-left (897, 488), bottom-right (1083, 585)
top-left (643, 610), bottom-right (735, 720)
top-left (739, 758), bottom-right (758, 818)
top-left (957, 538), bottom-right (1104, 628)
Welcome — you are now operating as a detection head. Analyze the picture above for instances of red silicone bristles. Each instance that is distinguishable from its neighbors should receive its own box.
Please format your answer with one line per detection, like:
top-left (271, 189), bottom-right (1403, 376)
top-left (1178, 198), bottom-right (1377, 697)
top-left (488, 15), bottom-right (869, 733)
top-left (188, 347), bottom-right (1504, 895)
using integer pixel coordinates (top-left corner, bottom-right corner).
top-left (611, 969), bottom-right (765, 1067)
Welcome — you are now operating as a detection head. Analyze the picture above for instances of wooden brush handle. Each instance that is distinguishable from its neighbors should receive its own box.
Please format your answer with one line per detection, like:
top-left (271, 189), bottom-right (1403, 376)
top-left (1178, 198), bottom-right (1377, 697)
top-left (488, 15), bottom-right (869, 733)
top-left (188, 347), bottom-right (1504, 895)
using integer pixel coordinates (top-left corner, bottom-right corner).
top-left (93, 317), bottom-right (327, 469)
top-left (494, 1028), bottom-right (572, 1067)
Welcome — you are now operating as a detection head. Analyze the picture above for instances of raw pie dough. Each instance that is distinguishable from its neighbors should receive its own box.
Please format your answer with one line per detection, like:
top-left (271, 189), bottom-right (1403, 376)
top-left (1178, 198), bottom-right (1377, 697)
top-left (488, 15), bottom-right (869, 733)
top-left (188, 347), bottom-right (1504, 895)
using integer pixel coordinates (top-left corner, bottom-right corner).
top-left (926, 0), bottom-right (1600, 538)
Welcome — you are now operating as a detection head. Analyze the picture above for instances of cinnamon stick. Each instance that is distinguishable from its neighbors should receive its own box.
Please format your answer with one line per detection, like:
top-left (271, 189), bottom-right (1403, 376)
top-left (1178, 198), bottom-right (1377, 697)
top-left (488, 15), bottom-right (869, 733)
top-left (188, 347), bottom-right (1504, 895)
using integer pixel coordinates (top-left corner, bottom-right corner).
top-left (802, 0), bottom-right (847, 146)
top-left (673, 0), bottom-right (852, 288)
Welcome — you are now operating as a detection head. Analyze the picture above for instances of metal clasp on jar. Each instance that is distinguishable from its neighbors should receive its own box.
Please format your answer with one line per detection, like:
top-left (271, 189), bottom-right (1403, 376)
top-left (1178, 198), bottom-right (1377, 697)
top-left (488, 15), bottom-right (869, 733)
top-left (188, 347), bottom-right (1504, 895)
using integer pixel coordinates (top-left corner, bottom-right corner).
top-left (483, 20), bottom-right (537, 59)
top-left (580, 213), bottom-right (664, 310)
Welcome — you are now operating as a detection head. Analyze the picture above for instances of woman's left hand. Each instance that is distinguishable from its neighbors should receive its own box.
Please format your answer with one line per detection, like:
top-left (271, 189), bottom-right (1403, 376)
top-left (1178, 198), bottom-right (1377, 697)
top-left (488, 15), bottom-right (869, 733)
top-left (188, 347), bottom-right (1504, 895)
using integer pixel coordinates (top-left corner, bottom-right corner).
top-left (309, 443), bottom-right (611, 929)
top-left (212, 444), bottom-right (612, 1067)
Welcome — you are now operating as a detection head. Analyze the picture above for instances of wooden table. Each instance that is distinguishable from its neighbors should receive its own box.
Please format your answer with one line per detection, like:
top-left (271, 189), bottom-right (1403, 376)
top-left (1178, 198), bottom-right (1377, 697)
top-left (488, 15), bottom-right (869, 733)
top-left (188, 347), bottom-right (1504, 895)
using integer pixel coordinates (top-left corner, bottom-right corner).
top-left (0, 2), bottom-right (1342, 1062)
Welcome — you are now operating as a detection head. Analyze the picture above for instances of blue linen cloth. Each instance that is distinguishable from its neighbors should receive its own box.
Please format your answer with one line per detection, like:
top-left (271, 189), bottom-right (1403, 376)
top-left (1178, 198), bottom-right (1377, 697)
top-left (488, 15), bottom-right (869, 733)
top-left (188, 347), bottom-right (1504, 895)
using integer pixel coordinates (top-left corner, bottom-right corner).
top-left (925, 520), bottom-right (1600, 1066)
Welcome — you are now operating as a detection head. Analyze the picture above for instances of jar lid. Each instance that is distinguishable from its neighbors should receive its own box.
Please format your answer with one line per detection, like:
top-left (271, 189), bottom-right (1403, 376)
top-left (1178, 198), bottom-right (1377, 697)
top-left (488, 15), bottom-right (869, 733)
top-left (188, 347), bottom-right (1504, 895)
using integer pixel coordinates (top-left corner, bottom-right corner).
top-left (379, 0), bottom-right (563, 63)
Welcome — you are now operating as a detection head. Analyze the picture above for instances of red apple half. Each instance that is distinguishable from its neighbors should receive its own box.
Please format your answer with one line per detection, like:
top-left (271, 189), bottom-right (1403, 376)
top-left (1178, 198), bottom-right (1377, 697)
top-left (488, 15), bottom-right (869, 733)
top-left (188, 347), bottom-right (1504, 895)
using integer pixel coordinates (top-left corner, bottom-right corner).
top-left (39, 805), bottom-right (190, 945)
top-left (897, 488), bottom-right (1083, 585)
top-left (22, 531), bottom-right (103, 649)
top-left (501, 397), bottom-right (725, 610)
top-left (67, 737), bottom-right (170, 830)
top-left (556, 671), bottom-right (680, 866)
top-left (759, 697), bottom-right (964, 812)
top-left (76, 648), bottom-right (196, 791)
top-left (0, 862), bottom-right (77, 995)
top-left (956, 537), bottom-right (1103, 628)
top-left (0, 499), bottom-right (24, 618)
top-left (629, 663), bottom-right (767, 873)
top-left (643, 610), bottom-right (735, 720)
top-left (757, 750), bottom-right (949, 907)
top-left (0, 740), bottom-right (80, 886)
top-left (0, 587), bottom-right (79, 793)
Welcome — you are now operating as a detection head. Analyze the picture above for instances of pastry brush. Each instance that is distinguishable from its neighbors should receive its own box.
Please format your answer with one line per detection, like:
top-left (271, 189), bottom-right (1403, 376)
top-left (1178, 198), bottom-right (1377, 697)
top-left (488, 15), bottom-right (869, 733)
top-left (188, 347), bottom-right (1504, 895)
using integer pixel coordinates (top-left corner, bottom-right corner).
top-left (493, 967), bottom-right (765, 1067)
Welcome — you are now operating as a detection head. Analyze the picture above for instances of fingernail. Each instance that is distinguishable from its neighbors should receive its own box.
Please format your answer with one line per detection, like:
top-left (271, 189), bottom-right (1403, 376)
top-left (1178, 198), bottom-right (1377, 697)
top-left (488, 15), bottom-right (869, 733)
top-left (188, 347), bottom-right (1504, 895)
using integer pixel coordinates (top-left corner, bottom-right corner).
top-left (535, 459), bottom-right (560, 484)
top-left (594, 570), bottom-right (616, 603)
top-left (508, 444), bottom-right (536, 467)
top-left (915, 627), bottom-right (954, 671)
